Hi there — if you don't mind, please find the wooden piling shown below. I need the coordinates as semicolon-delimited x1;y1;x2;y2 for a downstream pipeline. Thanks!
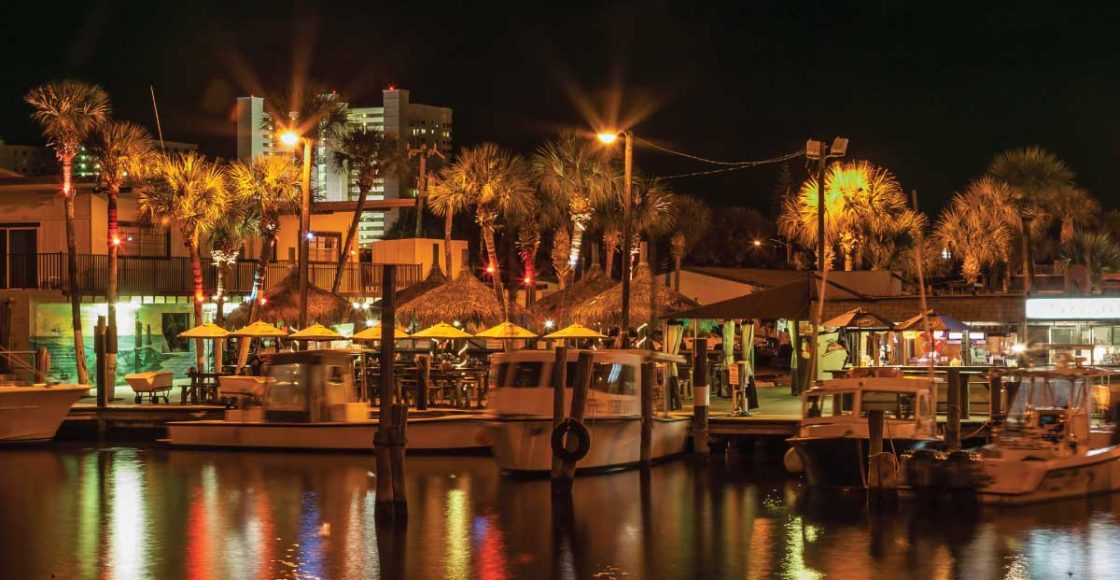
988;371;1003;424
95;316;107;408
559;352;594;485
946;368;962;451
375;265;403;523
867;410;896;488
134;318;143;372
550;346;568;480
692;338;709;455
640;360;654;466
389;402;409;518
416;354;430;411
34;347;48;385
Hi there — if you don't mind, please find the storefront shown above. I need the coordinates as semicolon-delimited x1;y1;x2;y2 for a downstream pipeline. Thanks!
1026;297;1120;365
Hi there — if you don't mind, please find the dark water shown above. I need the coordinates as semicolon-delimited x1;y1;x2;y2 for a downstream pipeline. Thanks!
2;445;1120;579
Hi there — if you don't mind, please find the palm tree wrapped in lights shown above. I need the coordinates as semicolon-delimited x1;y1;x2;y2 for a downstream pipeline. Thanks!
206;193;258;326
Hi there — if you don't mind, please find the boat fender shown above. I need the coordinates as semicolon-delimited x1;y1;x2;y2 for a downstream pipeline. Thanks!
551;419;591;462
783;448;804;474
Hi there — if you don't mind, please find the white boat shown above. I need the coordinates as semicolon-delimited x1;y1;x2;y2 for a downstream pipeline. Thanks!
902;365;1120;505
168;350;488;452
484;349;690;474
0;384;89;442
786;372;940;488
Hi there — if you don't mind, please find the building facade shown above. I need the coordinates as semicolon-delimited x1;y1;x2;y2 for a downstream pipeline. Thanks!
0;139;57;177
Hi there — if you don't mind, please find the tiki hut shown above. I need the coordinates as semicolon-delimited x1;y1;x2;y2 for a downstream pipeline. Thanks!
225;270;355;328
569;264;699;328
395;270;527;331
394;265;447;305
530;268;615;324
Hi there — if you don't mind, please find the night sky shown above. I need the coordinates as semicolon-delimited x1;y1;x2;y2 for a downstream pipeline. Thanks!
4;0;1119;213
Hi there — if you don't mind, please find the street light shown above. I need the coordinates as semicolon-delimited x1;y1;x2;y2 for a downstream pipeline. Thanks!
803;136;847;392
280;124;314;330
597;129;634;345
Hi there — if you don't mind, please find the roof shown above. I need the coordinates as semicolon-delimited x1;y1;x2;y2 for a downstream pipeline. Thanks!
820;294;1025;325
683;267;904;296
665;274;868;320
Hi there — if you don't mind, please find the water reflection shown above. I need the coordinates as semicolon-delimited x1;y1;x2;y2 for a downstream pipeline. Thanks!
1;445;1119;579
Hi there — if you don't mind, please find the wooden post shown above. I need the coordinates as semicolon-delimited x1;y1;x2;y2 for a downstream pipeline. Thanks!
559;352;594;485
550;346;568;480
34;347;49;384
959;372;971;420
416;354;430;411
1004;375;1021;418
946;367;962;451
692;338;709;455
640;360;654;466
134;318;142;372
389;402;408;518
989;371;1003;424
95;316;107;408
375;265;401;523
868;409;884;488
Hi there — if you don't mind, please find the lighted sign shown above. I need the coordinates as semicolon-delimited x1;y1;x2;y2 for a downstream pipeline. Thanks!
1025;298;1120;320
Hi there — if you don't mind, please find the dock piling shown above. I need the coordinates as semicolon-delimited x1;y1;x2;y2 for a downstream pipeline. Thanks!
640;360;654;466
557;352;594;489
692;338;709;455
416;355;430;411
550;346;568;481
946;368;962;451
374;265;406;524
988;371;1003;425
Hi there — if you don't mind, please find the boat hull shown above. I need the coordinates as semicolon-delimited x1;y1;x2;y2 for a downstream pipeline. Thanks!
789;436;935;489
972;447;1120;506
167;414;489;452
486;416;690;474
0;385;89;442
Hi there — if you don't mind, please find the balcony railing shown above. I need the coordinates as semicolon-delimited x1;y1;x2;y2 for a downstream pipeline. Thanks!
0;253;422;298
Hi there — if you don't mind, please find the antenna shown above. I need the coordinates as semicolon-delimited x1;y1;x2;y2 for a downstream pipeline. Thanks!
149;85;166;150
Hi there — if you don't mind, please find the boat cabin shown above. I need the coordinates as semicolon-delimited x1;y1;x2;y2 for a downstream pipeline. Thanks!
259;350;360;423
798;376;937;440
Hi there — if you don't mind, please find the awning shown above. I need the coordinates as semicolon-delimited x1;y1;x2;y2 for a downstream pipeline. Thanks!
664;274;867;320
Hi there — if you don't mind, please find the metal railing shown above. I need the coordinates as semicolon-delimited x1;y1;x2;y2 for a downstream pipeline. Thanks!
0;253;422;298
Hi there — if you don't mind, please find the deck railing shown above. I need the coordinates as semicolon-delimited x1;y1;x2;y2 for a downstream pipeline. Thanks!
0;253;422;298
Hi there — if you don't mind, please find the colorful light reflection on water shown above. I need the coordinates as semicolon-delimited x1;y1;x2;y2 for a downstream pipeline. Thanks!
2;445;1120;579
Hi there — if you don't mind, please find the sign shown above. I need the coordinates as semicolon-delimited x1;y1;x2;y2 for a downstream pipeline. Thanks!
1026;298;1120;321
729;363;740;386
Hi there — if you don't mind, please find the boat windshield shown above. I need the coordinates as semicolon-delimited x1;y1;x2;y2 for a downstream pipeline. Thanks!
860;390;917;420
805;392;854;418
591;363;636;395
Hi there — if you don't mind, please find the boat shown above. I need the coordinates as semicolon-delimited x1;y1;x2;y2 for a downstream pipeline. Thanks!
785;370;940;488
484;349;691;474
168;349;488;452
901;364;1120;505
0;384;89;442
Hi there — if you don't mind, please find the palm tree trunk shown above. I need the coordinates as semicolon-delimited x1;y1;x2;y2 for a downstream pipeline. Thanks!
215;267;226;326
674;254;683;292
106;186;119;390
187;234;205;371
248;232;274;323
568;215;589;272
1021;215;1034;293
444;211;454;277
483;226;508;318
333;187;368;294
604;233;619;279
63;157;89;385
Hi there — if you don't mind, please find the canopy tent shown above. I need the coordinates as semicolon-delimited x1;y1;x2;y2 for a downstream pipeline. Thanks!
822;307;895;330
544;323;609;340
225;270;355;328
288;323;343;341
897;310;971;332
664;273;867;321
475;321;538;339
351;324;411;341
411;322;474;339
395;270;526;331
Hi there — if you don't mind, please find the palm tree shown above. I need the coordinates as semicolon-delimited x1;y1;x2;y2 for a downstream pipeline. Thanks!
628;175;675;269
1043;185;1099;245
25;80;112;385
227;155;301;322
443;144;536;316
934;177;1018;288
1061;231;1120;290
667;194;711;291
264;85;349;197
140;152;228;370
329;127;408;293
205;193;258;326
531;135;615;282
987;147;1075;290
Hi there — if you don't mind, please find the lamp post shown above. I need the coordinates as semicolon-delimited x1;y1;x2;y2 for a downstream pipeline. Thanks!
597;130;633;345
803;137;848;390
280;127;314;329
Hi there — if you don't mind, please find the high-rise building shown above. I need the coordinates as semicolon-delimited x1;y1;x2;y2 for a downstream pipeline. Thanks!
73;140;197;179
0;139;57;177
234;88;452;244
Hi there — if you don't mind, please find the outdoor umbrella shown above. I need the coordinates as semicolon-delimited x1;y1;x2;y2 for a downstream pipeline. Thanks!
231;321;289;372
475;321;538;339
822;307;895;330
179;323;231;372
897;310;970;332
543;323;609;340
288;323;343;341
411;322;474;339
351;324;411;341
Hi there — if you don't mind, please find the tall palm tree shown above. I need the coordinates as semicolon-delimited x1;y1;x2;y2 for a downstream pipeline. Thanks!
444;144;536;316
227;155;301;322
628;175;675;271
667;194;711;291
1061;230;1120;290
329;128;408;293
531;135;615;281
264;85;349;197
1044;185;1099;245
25;80;111;385
934;177;1018;288
205;193;258;326
987;147;1074;291
89;120;155;386
427;168;471;278
140;152;228;370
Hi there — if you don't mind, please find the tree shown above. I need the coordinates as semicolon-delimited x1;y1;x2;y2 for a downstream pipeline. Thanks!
25;80;112;385
329;127;408;293
442;144;536;316
140;153;228;370
428;167;472;277
531;135;615;284
1043;185;1099;245
934;177;1018;288
628;175;675;270
206;193;258;326
227;155;301;322
690;207;775;268
1061;231;1120;290
264;85;349;199
667;194;711;291
89;120;156;385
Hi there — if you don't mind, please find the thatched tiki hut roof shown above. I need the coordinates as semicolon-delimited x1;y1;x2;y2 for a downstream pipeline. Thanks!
225;269;355;328
394;265;447;305
530;268;615;324
395;270;526;331
569;264;699;328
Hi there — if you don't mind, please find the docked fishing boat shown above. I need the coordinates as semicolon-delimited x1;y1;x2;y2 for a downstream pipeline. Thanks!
786;371;939;488
901;365;1120;505
484;349;690;474
168;350;488;452
0;384;89;442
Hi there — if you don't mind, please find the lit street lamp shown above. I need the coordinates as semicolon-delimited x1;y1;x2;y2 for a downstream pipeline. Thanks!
597;130;634;345
280;126;314;330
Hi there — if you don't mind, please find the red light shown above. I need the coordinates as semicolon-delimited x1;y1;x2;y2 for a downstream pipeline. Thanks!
485;264;496;274
523;276;533;285
195;292;205;303
259;297;268;306
111;237;121;246
387;83;397;91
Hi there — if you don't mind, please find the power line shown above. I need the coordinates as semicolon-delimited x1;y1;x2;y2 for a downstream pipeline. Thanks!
658;151;805;180
635;136;800;167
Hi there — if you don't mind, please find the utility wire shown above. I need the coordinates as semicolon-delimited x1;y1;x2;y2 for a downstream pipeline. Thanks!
658;151;805;180
636;136;800;167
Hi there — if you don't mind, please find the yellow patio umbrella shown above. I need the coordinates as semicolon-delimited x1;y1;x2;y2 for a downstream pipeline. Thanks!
411;322;474;339
543;323;608;340
178;323;231;373
231;321;289;338
288;323;343;341
475;321;538;339
351;324;411;341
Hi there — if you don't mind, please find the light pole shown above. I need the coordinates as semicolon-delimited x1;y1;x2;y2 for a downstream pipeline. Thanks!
803;137;847;390
597;130;633;345
280;127;314;329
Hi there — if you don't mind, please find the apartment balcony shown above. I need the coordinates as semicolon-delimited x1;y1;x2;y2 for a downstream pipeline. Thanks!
0;253;422;298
